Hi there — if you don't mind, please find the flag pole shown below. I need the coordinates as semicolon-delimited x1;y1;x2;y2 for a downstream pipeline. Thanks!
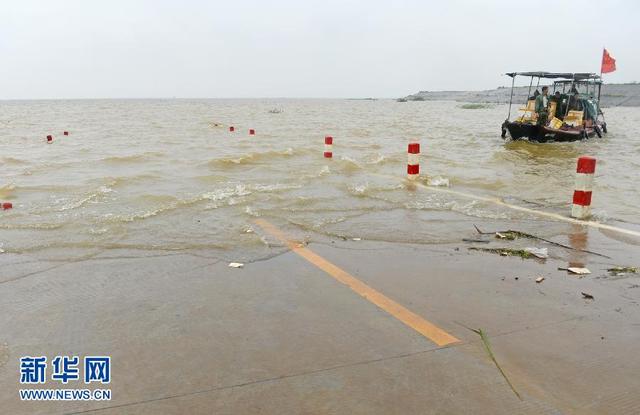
598;47;604;119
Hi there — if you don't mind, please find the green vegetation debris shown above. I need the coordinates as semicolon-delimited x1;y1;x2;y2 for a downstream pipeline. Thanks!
454;322;522;400
473;225;610;259
495;231;519;240
607;266;638;275
473;328;522;400
468;247;534;259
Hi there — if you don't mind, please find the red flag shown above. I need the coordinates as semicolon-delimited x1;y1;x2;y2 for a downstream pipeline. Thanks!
601;48;616;74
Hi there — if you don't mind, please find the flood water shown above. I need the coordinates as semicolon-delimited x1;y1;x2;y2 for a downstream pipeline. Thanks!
1;99;639;261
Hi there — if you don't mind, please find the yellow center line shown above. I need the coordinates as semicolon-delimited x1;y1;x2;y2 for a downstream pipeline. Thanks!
254;218;460;347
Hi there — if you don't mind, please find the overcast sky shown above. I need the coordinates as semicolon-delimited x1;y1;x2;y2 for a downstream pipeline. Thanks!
1;0;638;99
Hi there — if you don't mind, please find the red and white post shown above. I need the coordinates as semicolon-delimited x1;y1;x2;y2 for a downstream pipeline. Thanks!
407;141;420;179
324;136;333;158
571;156;596;219
249;129;255;135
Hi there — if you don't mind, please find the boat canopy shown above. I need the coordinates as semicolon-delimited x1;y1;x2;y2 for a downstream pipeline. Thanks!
505;72;600;80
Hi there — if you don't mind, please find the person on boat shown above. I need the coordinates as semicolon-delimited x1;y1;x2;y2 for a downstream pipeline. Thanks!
568;89;583;112
535;86;550;125
551;91;561;112
530;89;540;100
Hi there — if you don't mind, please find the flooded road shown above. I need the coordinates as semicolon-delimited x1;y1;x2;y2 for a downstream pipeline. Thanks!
2;99;640;415
1;99;639;261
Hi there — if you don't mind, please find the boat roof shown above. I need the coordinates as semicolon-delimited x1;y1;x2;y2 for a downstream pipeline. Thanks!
505;71;600;80
553;79;602;85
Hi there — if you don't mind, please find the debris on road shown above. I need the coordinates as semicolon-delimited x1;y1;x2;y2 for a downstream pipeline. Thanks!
524;247;548;259
495;232;517;240
228;262;244;268
453;321;521;400
567;267;591;275
607;266;638;276
471;327;522;400
352;237;361;241
581;292;595;300
535;276;545;283
468;247;539;259
473;225;610;258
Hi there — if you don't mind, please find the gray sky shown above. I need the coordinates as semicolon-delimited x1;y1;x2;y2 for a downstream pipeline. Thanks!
1;0;638;99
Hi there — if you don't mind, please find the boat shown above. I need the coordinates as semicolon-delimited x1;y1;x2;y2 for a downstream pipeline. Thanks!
500;72;608;142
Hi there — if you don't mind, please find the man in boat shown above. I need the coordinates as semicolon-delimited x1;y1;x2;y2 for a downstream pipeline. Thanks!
535;86;550;125
568;89;583;112
529;89;540;100
551;91;564;120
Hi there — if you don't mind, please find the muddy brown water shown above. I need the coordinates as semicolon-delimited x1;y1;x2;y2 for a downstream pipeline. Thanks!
1;99;638;261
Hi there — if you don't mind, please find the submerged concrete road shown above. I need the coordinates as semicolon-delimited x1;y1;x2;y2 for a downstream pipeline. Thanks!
1;218;639;414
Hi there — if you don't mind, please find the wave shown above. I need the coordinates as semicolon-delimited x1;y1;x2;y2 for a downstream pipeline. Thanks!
345;181;404;197
426;176;450;187
405;198;513;220
101;152;165;163
365;154;386;165
0;183;16;198
57;185;113;211
99;182;299;224
105;174;162;188
336;156;363;172
348;182;369;196
0;222;65;230
207;148;297;167
318;165;330;176
6;241;230;254
1;157;28;165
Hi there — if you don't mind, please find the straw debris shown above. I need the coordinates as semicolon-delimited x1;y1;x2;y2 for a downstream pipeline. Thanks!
607;266;638;276
473;225;610;258
468;247;535;259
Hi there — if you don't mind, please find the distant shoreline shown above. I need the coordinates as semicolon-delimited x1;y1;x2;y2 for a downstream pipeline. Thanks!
401;83;640;108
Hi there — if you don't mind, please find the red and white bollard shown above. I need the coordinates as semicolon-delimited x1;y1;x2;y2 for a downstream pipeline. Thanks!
229;126;235;132
407;141;420;179
324;136;333;158
249;129;255;135
571;156;596;219
46;135;53;143
2;202;12;210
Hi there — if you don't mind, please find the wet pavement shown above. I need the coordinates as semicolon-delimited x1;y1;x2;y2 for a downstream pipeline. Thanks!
1;218;639;414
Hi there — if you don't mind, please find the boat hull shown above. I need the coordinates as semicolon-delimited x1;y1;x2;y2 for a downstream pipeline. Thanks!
505;121;600;142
